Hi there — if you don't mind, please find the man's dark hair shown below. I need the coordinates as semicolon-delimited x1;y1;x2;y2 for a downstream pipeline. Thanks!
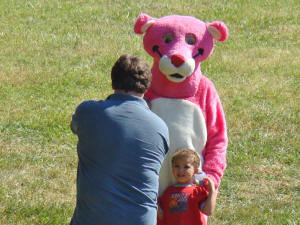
111;54;152;93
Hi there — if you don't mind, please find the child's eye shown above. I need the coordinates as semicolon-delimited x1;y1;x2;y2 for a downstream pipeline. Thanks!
163;33;174;44
185;34;196;45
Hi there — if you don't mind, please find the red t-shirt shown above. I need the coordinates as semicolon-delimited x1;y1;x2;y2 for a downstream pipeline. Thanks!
158;184;209;225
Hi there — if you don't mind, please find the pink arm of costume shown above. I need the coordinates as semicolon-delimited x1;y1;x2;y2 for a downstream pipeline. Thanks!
144;88;159;102
200;78;228;189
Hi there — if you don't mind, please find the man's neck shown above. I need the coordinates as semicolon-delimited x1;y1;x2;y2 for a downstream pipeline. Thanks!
114;90;144;98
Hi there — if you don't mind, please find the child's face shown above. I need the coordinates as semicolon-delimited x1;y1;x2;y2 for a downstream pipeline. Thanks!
172;156;197;184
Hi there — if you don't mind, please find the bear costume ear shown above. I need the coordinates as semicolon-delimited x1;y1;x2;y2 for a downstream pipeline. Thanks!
207;21;228;42
134;13;156;34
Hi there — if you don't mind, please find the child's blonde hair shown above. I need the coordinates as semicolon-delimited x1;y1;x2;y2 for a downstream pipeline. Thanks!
171;148;201;170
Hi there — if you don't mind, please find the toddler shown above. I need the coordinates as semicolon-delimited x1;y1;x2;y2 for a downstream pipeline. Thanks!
157;148;216;225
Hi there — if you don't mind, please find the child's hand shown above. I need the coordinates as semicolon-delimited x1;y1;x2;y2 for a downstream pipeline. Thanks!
203;177;215;195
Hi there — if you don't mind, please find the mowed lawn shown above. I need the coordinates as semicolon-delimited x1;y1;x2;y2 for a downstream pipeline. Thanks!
0;0;299;224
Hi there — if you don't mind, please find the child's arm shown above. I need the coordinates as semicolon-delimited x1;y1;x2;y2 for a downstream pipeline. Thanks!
200;177;217;216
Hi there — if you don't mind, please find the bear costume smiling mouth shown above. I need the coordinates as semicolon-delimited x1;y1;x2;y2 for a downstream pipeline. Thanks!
152;45;202;82
159;55;195;82
170;73;184;79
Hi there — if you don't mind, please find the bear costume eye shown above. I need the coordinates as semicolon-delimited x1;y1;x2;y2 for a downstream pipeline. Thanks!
163;33;174;43
185;34;196;45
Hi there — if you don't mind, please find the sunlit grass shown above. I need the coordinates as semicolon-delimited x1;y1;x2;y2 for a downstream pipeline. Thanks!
0;0;299;224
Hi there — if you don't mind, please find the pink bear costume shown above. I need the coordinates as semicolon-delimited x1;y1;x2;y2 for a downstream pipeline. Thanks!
134;14;228;195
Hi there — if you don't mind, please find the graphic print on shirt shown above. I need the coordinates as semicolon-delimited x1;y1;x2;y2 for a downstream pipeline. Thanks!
169;192;190;213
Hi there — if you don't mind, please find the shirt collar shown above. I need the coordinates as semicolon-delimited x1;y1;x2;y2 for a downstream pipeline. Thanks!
107;93;148;108
173;183;195;187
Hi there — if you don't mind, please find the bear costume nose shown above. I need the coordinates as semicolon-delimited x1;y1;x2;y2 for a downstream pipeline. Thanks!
171;54;185;67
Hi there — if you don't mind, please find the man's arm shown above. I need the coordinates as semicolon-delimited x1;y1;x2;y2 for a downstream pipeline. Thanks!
70;113;79;134
70;101;95;135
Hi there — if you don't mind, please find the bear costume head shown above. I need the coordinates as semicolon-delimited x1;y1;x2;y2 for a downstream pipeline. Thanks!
134;13;228;98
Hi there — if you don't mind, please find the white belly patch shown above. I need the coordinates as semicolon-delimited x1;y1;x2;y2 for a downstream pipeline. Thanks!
150;98;207;195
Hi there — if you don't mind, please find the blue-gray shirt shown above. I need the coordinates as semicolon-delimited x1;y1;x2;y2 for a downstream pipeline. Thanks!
70;93;169;225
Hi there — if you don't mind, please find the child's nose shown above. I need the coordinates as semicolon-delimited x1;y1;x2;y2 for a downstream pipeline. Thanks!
179;168;185;172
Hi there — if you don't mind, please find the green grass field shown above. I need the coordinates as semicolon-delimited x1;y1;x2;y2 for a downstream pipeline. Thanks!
0;0;299;224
